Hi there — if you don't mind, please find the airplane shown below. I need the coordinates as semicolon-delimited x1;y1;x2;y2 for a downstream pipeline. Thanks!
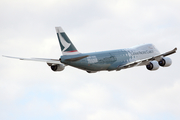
3;27;177;73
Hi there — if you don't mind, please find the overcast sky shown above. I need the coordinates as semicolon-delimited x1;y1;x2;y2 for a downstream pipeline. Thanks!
0;0;180;120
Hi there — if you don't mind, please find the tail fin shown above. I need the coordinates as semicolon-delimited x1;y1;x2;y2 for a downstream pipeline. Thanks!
55;27;80;55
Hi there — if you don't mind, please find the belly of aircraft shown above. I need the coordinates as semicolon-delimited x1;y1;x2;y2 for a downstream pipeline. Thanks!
69;62;111;71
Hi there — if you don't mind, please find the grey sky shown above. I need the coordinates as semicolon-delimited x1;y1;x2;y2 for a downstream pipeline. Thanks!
0;0;180;120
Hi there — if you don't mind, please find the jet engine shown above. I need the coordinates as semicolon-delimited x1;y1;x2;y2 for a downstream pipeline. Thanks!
146;61;159;71
51;64;65;71
158;57;172;67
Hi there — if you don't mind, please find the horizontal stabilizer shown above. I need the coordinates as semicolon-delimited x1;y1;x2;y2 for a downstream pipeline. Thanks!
65;55;89;62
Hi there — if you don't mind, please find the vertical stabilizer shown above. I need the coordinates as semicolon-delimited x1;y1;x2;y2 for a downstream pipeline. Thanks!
55;27;80;55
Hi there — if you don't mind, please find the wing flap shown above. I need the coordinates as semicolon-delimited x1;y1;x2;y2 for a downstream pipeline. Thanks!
116;60;142;70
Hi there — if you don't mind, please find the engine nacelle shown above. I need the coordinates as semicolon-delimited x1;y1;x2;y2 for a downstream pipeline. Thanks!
51;64;65;71
146;61;159;71
158;57;172;67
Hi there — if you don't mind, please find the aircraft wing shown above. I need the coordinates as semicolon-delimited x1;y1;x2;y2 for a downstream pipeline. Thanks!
116;47;177;70
2;55;61;65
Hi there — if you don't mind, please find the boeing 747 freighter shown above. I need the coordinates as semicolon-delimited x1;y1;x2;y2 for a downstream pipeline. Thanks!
3;27;177;73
